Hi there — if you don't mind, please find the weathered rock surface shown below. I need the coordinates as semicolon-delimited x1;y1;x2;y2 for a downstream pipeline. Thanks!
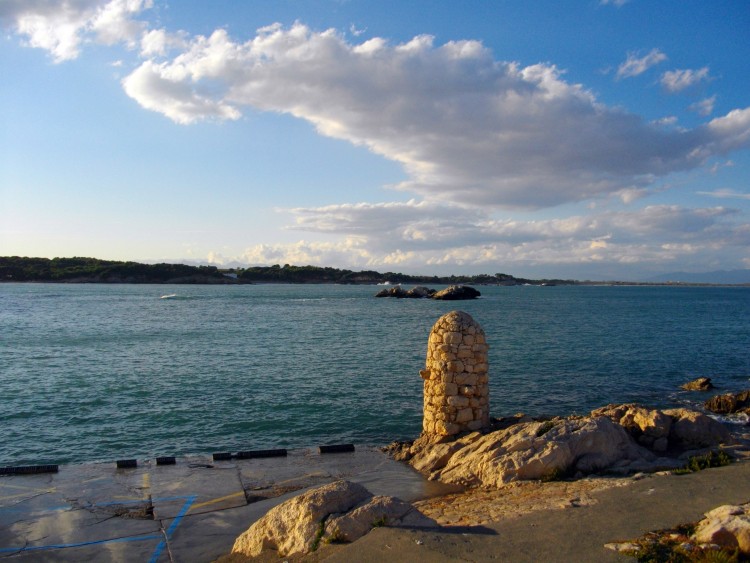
375;285;479;300
393;404;733;489
705;390;750;414
663;408;732;448
231;480;436;558
431;285;481;300
231;480;370;557
432;417;654;487
681;377;714;391
693;503;750;553
324;495;434;543
380;285;438;298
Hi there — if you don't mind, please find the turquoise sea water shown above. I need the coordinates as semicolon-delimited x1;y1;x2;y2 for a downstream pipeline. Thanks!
1;283;749;466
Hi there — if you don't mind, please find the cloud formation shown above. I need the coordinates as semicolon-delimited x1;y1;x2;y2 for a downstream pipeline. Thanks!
616;48;667;79
227;202;749;274
117;24;750;211
0;0;151;62
661;67;711;93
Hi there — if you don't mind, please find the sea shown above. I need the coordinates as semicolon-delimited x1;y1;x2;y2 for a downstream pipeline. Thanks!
1;283;749;467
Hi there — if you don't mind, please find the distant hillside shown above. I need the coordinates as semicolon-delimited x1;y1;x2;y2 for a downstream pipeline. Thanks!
0;257;574;286
645;269;750;285
0;257;234;284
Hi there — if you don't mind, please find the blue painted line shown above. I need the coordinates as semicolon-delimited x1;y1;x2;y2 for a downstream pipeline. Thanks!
0;494;199;558
0;533;162;553
149;495;197;563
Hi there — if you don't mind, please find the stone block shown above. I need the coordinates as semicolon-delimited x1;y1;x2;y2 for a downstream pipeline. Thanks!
456;408;474;423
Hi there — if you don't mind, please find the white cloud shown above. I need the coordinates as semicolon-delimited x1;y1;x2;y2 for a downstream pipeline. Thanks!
661;67;710;93
697;189;750;201
600;0;629;6
121;60;241;124
616;48;667;79
120;24;750;211
689;95;716;117
0;0;152;62
218;202;749;274
140;27;188;57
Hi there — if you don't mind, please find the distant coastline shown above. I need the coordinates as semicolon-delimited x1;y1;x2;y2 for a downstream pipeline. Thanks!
1;256;748;287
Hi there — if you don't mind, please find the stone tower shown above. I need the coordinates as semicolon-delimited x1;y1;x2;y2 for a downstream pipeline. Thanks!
420;311;490;436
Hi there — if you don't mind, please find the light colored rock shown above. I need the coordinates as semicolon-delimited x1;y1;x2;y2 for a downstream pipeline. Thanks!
663;408;732;448
324;496;435;543
231;480;370;557
693;503;750;553
681;377;714;391
592;404;731;451
432;417;653;488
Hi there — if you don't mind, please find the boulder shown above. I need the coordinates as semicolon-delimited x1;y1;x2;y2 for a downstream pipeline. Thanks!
592;404;731;451
592;404;671;449
681;377;714;391
408;286;437;298
705;390;750;414
431;417;653;487
431;285;481;300
374;286;409;298
324;496;435;543
663;408;732;448
692;503;750;554
231;480;370;557
374;286;437;298
399;405;734;488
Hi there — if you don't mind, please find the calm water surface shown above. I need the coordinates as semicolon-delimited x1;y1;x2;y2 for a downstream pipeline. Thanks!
1;283;749;465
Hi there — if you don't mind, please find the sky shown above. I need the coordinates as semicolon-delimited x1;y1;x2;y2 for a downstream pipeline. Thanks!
1;0;749;280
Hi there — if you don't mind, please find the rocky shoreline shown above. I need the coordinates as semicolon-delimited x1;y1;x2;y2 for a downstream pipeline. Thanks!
224;311;750;561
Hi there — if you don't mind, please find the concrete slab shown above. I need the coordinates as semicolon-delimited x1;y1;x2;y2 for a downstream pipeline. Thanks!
149;458;246;519
163;489;305;563
237;447;461;503
0;446;458;562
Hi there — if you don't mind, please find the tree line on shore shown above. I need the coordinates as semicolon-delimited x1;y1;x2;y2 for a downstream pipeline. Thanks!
0;256;574;285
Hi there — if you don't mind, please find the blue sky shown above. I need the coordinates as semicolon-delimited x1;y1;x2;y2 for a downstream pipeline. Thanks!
1;0;749;280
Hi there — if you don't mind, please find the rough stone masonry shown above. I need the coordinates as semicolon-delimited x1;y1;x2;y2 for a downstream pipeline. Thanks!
420;310;490;436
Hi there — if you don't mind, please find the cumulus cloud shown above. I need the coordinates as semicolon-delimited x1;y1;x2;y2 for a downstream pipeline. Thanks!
600;0;629;6
223;202;748;273
120;23;750;210
661;67;711;93
0;0;151;62
616;48;667;79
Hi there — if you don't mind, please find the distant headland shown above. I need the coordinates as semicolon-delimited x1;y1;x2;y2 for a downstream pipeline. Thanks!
1;256;748;286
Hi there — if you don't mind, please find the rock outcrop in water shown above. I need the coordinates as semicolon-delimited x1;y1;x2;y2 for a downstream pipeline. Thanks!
681;377;714;391
374;285;480;300
705;390;750;414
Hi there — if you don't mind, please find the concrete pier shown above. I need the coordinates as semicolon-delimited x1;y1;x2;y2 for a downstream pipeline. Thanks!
0;447;458;562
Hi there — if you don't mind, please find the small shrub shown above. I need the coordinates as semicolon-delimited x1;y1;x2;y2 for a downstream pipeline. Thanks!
675;451;732;475
311;520;326;552
536;420;555;437
371;516;388;528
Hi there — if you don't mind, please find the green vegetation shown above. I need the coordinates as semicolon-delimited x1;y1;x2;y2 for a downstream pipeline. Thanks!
673;451;732;475
311;520;327;552
0;256;228;284
0;256;576;286
621;524;740;562
536;420;556;437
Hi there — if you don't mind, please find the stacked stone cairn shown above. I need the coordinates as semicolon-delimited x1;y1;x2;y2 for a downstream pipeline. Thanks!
420;311;490;436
